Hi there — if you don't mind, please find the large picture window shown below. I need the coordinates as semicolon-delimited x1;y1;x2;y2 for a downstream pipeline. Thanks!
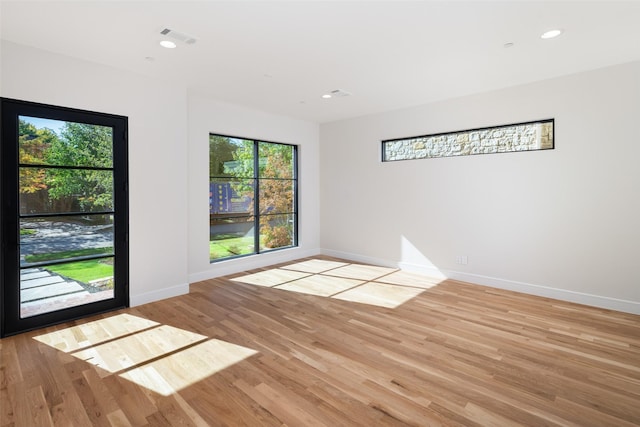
209;134;297;262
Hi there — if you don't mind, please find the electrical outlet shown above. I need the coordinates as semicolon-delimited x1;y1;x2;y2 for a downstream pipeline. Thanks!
455;255;468;265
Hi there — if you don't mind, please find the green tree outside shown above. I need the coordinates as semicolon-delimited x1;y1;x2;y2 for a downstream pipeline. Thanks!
19;118;114;213
19;118;115;284
45;122;114;212
19;120;56;194
209;135;295;253
257;142;295;249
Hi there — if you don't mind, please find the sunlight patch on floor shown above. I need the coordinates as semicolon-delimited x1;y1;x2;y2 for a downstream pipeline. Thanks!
72;325;207;375
323;264;397;281
232;261;443;309
333;282;427;308
33;314;258;396
120;339;258;396
33;313;159;352
275;274;364;297
232;268;311;287
279;259;349;274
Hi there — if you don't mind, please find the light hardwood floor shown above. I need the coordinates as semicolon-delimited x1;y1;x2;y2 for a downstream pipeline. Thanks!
2;256;639;426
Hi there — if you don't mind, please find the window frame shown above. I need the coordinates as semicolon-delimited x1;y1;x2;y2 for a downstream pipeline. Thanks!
1;97;129;336
209;133;298;263
381;118;555;162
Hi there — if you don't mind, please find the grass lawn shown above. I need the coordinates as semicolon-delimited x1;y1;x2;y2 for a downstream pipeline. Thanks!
25;247;114;285
210;236;255;260
46;259;113;285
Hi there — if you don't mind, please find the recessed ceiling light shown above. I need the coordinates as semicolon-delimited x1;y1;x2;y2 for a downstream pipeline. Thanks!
541;29;563;39
159;40;177;49
323;89;352;99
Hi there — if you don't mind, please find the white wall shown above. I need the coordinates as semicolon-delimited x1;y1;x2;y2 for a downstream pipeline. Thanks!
1;41;322;313
4;40;637;316
320;61;640;314
187;94;321;282
1;41;190;306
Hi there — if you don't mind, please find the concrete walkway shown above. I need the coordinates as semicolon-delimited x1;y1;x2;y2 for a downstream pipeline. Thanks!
20;220;113;265
21;268;88;302
20;268;113;318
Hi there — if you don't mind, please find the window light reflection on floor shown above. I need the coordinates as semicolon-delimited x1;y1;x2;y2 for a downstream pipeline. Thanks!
33;313;160;352
121;339;257;396
72;324;208;375
232;260;442;309
33;313;258;396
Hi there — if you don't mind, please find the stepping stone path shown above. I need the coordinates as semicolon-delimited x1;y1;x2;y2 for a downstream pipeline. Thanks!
19;268;115;318
20;267;90;306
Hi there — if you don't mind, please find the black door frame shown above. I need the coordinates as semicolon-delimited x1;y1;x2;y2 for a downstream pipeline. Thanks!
1;98;129;337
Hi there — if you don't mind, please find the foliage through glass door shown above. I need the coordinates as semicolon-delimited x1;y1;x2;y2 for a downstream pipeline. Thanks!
1;98;129;336
18;116;116;317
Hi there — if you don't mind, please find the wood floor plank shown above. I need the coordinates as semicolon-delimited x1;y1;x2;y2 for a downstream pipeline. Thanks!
6;381;33;427
2;255;639;426
106;409;134;427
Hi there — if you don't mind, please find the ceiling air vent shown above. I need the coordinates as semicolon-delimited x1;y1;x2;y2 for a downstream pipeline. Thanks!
329;89;352;97
160;28;197;45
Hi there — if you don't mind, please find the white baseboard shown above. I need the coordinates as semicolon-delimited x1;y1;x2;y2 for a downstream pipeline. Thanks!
189;247;321;283
145;249;638;315
445;270;640;315
397;261;448;280
130;282;189;307
321;249;640;315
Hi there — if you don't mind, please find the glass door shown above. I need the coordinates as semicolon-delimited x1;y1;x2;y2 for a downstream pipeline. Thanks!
1;98;129;336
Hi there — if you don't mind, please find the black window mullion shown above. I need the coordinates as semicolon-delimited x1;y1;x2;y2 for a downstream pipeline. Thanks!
21;253;114;269
19;164;113;172
293;145;298;246
253;140;260;254
20;211;115;219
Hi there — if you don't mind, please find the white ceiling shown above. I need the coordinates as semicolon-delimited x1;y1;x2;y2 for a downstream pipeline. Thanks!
2;1;640;124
